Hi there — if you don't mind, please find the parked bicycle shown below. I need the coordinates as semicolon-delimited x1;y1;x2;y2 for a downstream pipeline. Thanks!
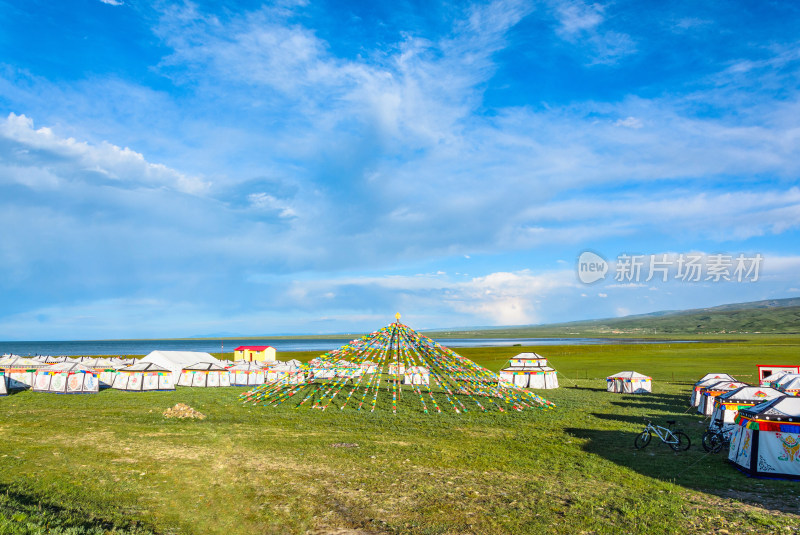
634;419;691;451
701;418;732;453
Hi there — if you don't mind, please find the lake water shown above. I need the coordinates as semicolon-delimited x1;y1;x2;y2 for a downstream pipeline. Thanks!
0;336;694;357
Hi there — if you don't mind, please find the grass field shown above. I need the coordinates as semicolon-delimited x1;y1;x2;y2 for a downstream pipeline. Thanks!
1;336;799;534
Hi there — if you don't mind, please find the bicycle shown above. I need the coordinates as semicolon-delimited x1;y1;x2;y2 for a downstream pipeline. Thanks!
701;418;732;453
634;419;691;451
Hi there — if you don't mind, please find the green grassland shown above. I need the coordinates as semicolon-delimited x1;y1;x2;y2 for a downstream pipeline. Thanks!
1;336;800;534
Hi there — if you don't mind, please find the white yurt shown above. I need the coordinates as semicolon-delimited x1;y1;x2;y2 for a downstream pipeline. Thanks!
499;353;559;389
728;396;800;479
690;373;737;406
266;360;306;384
760;371;789;387
335;360;363;379
140;351;222;379
81;358;122;387
229;362;266;386
308;359;337;380
112;362;175;391
772;374;800;391
709;386;784;428
33;362;99;394
0;356;50;389
388;362;406;375
360;361;379;374
606;371;652;394
0;370;6;396
403;366;430;386
177;362;231;387
698;381;750;416
777;376;800;396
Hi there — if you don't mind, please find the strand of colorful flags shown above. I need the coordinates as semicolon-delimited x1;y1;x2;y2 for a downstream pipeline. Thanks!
240;316;555;413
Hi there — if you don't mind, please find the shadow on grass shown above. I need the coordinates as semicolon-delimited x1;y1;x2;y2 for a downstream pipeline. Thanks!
0;483;155;534
564;426;800;515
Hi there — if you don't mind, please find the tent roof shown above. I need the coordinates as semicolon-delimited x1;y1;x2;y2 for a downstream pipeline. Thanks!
695;373;736;385
701;381;748;392
779;377;800;391
773;373;800;387
183;362;228;371
140;351;221;376
0;356;49;368
740;396;800;422
46;362;94;373
717;386;783;402
501;366;555;372
228;362;266;372
511;352;546;360
607;371;651;380
761;371;790;382
123;362;171;372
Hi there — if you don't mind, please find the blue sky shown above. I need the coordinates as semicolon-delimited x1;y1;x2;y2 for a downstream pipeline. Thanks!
1;0;799;339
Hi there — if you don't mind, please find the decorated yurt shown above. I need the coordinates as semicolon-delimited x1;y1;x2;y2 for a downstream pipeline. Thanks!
760;371;790;387
229;362;266;387
308;358;336;380
728;396;800;479
112;362;174;391
710;386;784;427
177;362;231;387
508;353;549;367
335;360;363;379
690;373;737;406
698;381;750;416
0;356;50;389
33;362;99;394
777;376;800;396
403;366;430;386
140;351;221;379
360;361;378;374
0;370;7;396
772;374;800;391
499;353;559;389
606;371;651;394
265;361;306;385
81;358;121;387
388;362;406;375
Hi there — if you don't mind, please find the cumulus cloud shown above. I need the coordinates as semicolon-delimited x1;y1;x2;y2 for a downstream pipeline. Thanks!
0;113;209;195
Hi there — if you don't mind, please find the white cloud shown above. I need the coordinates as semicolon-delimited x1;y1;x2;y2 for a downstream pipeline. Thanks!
99;0;123;5
0;113;209;195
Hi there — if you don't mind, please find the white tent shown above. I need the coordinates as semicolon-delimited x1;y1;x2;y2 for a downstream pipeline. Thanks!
499;354;559;389
508;353;549;367
709;386;784;428
33;362;99;394
690;373;737;406
760;371;789;387
698;381;750;416
0;356;50;389
0;370;6;396
140;351;222;379
360;361;379;374
177;362;231;387
729;396;800;479
772;373;800;391
81;358;122;387
777;376;800;396
112;362;174;391
388;362;406;375
229;362;266;386
404;366;430;386
265;361;306;384
606;371;651;394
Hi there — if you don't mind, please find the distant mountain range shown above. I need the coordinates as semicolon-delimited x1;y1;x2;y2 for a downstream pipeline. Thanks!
428;297;800;337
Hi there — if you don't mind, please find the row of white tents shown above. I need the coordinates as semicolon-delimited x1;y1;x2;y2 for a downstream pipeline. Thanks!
0;351;310;394
689;371;800;480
